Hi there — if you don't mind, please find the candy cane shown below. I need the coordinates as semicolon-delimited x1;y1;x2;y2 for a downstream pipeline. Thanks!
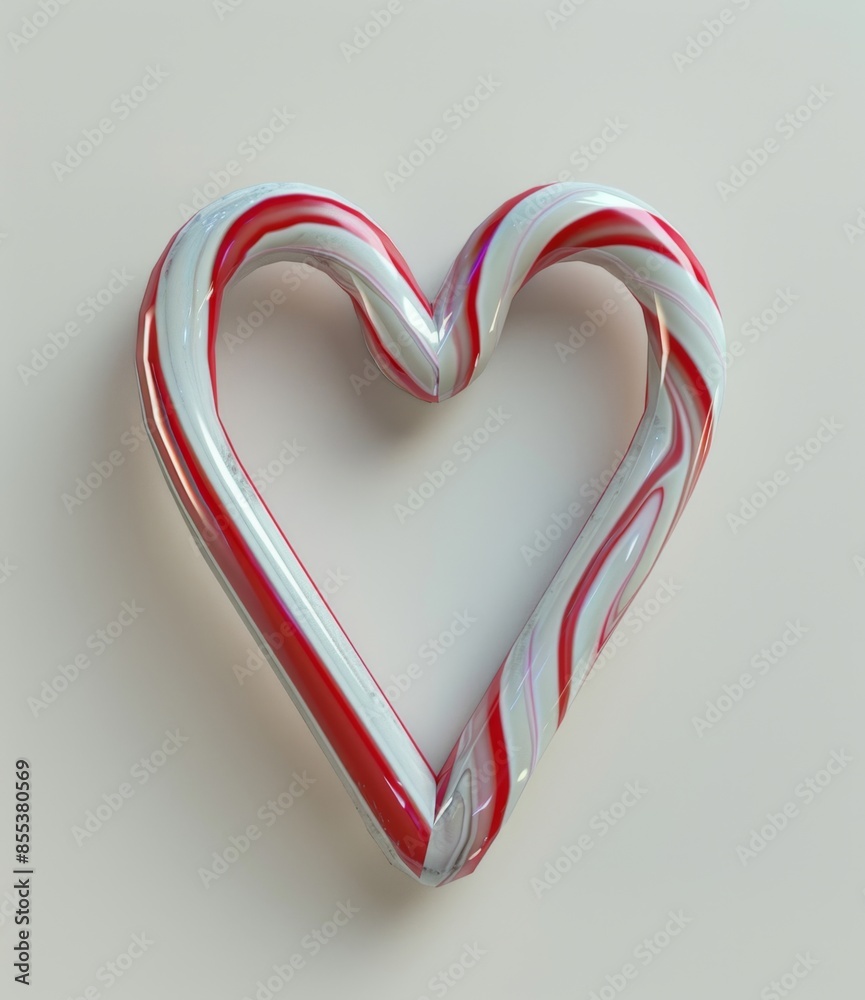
136;182;724;885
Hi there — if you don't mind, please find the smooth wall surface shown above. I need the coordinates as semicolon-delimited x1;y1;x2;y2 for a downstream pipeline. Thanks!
1;1;864;996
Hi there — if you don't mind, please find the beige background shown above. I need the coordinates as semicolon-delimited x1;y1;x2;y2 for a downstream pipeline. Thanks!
2;0;864;996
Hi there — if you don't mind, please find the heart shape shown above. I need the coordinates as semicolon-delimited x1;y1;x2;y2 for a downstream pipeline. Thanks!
136;182;725;886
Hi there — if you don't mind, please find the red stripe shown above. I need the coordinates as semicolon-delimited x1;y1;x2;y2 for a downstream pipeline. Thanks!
205;194;433;402
138;259;432;875
554;307;716;724
534;207;717;306
644;307;716;497
484;689;511;841
555;487;666;725
452;185;551;396
435;683;513;883
353;305;436;402
648;214;719;310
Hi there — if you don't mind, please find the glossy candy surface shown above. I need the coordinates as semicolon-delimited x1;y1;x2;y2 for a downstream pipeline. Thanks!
136;182;725;885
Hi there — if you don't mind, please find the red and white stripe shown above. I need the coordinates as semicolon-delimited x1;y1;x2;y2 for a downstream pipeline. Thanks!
136;182;725;885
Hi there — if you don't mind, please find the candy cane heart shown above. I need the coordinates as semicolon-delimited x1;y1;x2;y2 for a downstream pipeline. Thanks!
136;182;725;886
